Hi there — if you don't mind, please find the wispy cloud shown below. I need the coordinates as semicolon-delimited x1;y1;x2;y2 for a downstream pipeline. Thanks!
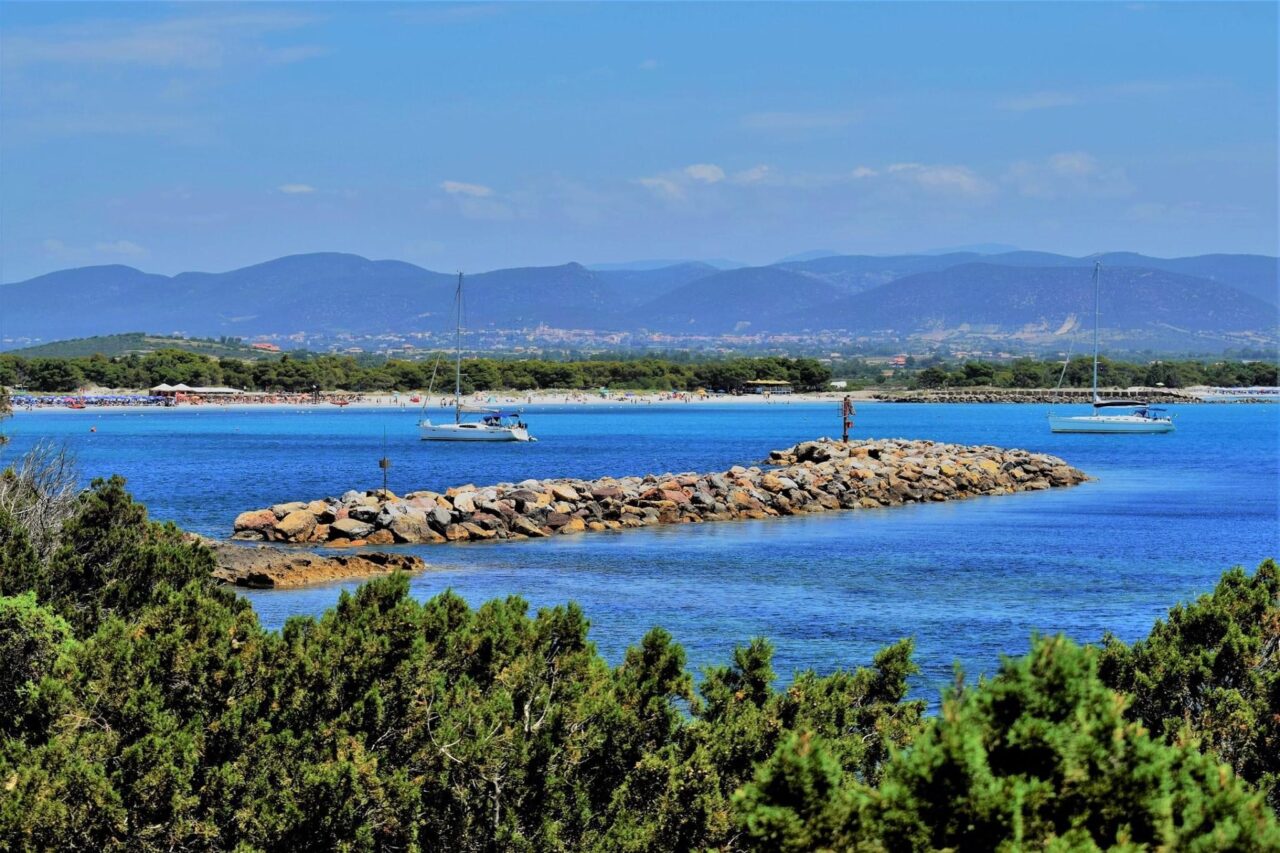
683;163;725;184
94;239;149;257
389;4;505;26
2;12;323;71
1004;151;1133;199
997;79;1192;111
441;180;494;198
740;110;860;132
638;58;659;72
635;176;685;200
42;237;149;263
278;183;316;194
886;163;993;197
731;164;772;185
850;166;878;179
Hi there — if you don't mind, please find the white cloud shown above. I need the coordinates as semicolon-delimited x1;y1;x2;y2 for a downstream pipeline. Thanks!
850;166;878;179
2;12;323;70
1005;152;1132;199
441;180;494;197
41;237;149;262
731;164;772;184
887;163;992;196
740;110;860;131
638;58;659;71
278;183;316;194
683;163;725;184
94;239;149;257
997;80;1191;111
635;176;685;200
997;91;1083;111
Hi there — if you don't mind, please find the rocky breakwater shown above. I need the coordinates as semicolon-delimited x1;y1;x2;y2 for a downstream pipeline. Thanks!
874;388;1192;404
232;438;1088;547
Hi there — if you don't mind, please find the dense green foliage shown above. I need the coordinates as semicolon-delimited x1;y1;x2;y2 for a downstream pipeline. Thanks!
0;350;832;394
737;635;1277;850
1100;560;1280;814
911;355;1278;390
0;473;1275;850
8;333;269;360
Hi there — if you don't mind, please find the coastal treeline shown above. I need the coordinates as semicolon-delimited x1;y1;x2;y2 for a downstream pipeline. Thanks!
0;351;832;394
909;355;1278;390
0;464;1276;848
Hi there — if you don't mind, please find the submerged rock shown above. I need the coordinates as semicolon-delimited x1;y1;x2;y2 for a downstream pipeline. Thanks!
203;537;425;588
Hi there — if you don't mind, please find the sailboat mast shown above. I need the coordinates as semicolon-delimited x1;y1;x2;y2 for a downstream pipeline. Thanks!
454;272;463;425
1091;261;1101;404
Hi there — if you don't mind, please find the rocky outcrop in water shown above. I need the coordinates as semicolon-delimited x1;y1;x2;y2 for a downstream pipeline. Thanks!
202;537;425;588
232;438;1088;546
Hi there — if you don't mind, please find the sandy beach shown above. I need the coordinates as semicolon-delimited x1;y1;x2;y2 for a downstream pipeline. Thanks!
8;388;884;413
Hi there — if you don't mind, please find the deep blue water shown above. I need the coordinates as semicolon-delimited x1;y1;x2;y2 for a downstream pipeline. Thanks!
5;401;1277;698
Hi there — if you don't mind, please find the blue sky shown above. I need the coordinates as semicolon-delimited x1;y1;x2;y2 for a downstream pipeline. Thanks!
1;2;1275;280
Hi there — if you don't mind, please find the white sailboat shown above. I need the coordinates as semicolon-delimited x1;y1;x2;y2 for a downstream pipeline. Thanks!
419;273;535;442
1048;261;1174;434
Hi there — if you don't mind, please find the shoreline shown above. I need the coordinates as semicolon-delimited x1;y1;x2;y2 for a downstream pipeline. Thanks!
7;389;881;413
10;385;1270;413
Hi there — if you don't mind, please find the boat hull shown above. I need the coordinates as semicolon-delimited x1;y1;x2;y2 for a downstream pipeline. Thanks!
1048;415;1174;434
419;422;532;442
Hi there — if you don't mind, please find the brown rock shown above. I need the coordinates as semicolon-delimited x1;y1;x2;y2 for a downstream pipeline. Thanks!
461;522;495;540
558;517;586;534
274;510;317;542
512;516;548;538
234;509;277;533
330;517;374;540
549;483;581;502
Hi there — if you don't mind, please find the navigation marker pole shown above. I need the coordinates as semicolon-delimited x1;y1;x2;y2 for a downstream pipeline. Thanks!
841;395;855;443
379;427;391;498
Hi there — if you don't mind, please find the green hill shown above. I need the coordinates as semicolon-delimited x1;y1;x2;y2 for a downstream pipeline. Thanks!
9;333;280;360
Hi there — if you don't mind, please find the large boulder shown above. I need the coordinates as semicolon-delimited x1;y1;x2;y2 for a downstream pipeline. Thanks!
234;509;277;533
330;517;374;540
389;513;439;544
271;501;307;519
549;483;580;502
274;510;317;542
512;516;548;538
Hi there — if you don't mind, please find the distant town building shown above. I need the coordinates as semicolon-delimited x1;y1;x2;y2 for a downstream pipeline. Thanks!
250;342;281;352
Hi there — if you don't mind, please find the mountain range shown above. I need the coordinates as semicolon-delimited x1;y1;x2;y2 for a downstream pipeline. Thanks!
2;250;1276;351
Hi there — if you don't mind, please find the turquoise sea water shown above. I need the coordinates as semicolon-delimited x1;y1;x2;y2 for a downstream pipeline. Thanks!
5;402;1278;697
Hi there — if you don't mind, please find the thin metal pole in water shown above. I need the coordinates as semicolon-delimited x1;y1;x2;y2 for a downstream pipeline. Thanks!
1091;261;1101;404
379;427;391;497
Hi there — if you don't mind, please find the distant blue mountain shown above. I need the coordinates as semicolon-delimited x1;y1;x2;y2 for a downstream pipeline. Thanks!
771;249;843;264
2;250;1275;349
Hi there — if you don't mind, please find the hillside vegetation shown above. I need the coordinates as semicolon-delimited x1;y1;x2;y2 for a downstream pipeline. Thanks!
8;333;278;360
0;461;1275;850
